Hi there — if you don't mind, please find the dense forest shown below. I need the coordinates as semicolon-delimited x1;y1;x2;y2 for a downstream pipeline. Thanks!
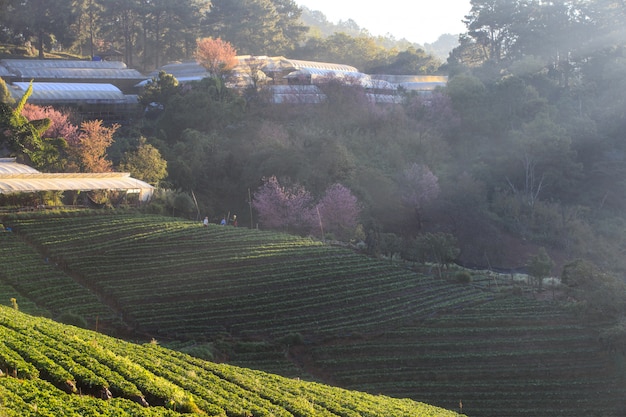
0;0;444;73
1;0;626;284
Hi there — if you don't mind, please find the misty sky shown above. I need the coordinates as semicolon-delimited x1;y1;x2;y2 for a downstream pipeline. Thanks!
294;0;471;44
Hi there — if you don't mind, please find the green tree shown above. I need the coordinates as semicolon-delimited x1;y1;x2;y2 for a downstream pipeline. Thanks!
99;0;142;66
295;32;390;70
367;46;441;75
205;0;278;55
138;70;180;109
502;114;580;208
526;247;554;290
561;259;626;319
142;0;208;68
157;77;245;141
119;137;167;186
10;0;79;58
463;0;522;63
417;232;460;277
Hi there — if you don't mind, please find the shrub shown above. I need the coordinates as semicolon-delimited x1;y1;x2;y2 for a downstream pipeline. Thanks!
56;312;88;328
455;271;472;284
279;333;304;347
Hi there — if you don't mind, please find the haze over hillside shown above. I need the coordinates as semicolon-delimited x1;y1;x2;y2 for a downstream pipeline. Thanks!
298;6;460;61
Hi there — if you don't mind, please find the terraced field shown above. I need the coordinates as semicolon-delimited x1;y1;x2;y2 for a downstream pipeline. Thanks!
5;212;491;340
308;297;621;416
1;211;625;417
0;305;460;416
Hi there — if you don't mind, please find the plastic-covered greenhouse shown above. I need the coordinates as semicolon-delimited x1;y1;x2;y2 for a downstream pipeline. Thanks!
0;59;144;92
8;82;139;123
0;159;153;202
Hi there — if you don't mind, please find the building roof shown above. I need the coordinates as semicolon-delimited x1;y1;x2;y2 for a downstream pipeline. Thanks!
9;82;134;104
0;59;145;93
370;75;448;91
0;159;153;201
263;84;326;104
1;59;129;69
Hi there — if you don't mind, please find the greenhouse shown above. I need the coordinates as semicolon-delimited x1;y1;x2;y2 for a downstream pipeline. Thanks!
8;82;139;123
0;159;154;202
0;59;145;92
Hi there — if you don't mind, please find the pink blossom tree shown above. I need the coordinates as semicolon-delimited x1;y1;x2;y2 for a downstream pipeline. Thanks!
22;104;79;146
315;183;360;240
400;163;440;232
252;176;315;233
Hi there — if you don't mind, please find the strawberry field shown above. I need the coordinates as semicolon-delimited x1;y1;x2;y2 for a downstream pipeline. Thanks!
1;211;625;417
0;305;459;416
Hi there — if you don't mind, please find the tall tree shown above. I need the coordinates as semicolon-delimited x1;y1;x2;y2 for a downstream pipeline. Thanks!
399;163;440;232
315;183;360;240
195;37;238;79
463;0;522;63
72;120;118;173
119;137;167;186
100;0;142;66
11;0;78;58
252;176;315;233
204;0;304;55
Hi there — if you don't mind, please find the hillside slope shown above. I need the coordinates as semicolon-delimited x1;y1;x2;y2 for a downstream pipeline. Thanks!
0;305;462;417
1;211;624;417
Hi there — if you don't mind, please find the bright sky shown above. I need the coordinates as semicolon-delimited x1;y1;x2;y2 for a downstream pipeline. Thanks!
295;0;471;44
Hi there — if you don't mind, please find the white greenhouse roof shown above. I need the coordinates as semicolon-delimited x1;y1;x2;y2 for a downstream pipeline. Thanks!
0;159;153;201
8;67;145;80
1;59;128;69
263;85;325;104
10;82;130;103
0;158;39;174
276;58;358;73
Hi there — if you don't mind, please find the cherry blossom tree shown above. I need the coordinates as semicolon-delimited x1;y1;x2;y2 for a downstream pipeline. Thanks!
72;120;118;173
22;104;80;146
315;183;360;240
252;176;315;233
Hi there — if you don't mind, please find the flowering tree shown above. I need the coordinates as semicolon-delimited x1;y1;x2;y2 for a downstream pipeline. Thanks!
400;163;440;231
72;120;118;173
252;176;315;232
22;104;80;146
315;183;360;240
0;83;65;171
195;37;238;79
